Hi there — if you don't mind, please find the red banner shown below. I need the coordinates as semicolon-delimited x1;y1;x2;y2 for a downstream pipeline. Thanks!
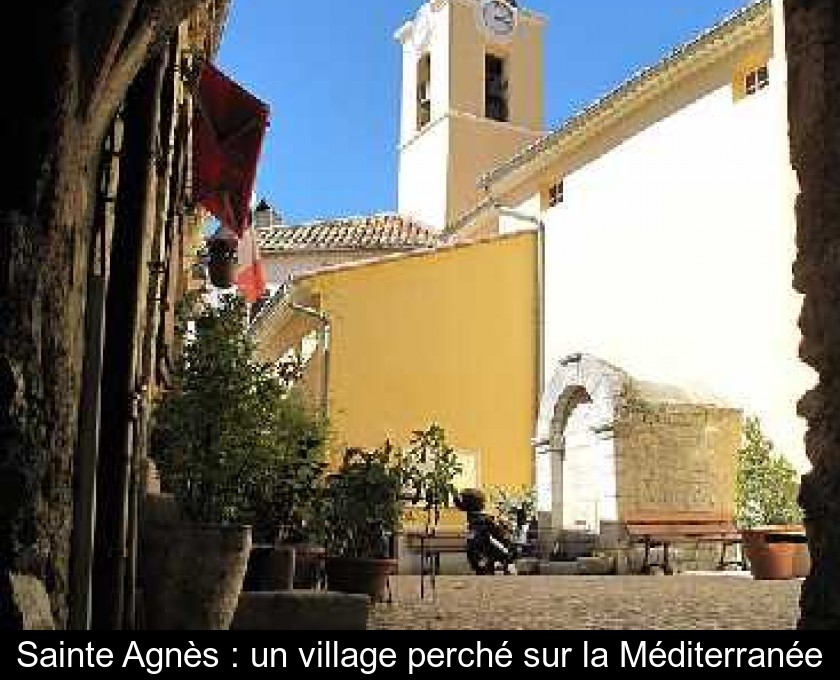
193;62;270;236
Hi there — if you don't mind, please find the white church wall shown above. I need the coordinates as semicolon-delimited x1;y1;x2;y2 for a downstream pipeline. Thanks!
529;40;813;470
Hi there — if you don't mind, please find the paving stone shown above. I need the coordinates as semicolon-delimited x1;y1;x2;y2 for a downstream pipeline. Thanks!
371;575;802;630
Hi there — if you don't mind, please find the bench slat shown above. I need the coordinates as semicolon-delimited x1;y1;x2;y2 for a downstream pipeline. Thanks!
404;532;467;554
624;511;733;524
626;524;737;536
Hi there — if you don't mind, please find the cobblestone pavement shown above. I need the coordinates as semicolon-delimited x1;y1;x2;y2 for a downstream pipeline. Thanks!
369;575;802;630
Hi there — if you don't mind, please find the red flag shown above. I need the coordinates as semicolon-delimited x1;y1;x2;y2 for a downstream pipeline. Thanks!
193;62;269;236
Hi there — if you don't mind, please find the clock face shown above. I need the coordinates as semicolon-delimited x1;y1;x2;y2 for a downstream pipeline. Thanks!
478;0;518;39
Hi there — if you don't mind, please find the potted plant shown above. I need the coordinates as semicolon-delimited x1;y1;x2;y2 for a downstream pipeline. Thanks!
736;418;807;580
206;235;237;289
144;294;301;628
399;425;463;531
320;444;404;601
243;393;328;592
491;485;538;530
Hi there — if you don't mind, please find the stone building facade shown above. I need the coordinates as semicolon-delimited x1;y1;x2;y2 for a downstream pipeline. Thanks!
1;0;231;629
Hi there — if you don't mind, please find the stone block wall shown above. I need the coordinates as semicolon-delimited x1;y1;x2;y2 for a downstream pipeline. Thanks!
613;401;742;520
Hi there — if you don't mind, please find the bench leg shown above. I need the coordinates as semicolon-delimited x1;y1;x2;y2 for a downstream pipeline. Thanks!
663;543;674;576
642;539;652;575
420;542;427;600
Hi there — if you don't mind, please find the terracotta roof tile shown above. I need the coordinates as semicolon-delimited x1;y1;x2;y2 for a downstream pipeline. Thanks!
258;213;439;253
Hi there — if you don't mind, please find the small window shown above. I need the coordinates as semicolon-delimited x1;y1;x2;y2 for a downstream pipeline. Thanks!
547;179;564;208
485;54;509;122
744;64;769;96
417;53;432;130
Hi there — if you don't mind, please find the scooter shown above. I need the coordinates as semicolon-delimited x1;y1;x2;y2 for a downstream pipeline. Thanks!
454;489;538;575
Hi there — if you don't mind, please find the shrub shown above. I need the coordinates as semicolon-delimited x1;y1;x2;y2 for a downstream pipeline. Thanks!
151;294;327;530
320;445;405;559
735;418;802;529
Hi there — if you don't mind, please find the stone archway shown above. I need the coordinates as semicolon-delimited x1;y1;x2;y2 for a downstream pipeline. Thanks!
534;355;626;555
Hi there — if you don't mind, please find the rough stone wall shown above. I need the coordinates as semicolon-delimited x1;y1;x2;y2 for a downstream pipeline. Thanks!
785;0;840;629
613;401;742;519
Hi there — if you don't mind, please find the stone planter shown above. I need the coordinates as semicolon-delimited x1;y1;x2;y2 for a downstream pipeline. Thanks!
233;592;369;631
243;545;296;593
293;544;326;589
325;557;397;602
140;521;251;630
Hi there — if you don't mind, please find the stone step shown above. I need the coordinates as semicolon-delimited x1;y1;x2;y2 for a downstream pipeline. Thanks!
528;554;615;576
232;591;370;631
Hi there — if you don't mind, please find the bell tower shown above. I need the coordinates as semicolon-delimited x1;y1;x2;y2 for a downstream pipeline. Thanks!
395;0;546;231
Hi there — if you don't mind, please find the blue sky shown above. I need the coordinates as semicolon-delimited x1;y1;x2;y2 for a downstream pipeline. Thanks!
218;0;751;224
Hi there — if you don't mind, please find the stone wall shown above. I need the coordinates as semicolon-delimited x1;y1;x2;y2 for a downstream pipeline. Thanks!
785;0;840;629
613;401;742;520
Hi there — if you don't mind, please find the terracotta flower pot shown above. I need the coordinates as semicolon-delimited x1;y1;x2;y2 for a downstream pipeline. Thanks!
793;542;812;578
140;522;252;630
742;526;806;581
325;557;397;602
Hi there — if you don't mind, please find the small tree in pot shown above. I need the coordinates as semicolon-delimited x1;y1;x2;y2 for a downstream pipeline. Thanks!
400;425;462;531
735;418;806;580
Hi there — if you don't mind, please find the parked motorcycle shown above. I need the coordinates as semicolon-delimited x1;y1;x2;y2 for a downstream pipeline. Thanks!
454;488;538;575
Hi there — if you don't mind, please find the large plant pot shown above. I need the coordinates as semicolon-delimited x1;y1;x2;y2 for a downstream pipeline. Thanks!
243;545;296;592
793;542;812;578
325;557;397;602
293;544;326;590
140;522;252;630
742;526;805;581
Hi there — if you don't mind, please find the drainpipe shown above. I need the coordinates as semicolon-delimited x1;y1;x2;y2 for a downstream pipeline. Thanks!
492;203;549;553
493;204;546;434
288;300;331;421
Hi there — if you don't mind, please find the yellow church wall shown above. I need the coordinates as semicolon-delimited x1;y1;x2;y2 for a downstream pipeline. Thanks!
275;231;539;527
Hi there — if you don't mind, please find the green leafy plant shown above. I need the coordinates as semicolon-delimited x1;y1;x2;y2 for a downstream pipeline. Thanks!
246;394;328;544
151;293;327;531
399;425;463;526
318;426;463;557
735;417;802;529
491;485;537;528
320;445;405;559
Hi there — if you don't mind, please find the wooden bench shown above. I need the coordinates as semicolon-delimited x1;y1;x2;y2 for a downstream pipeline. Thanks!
624;512;744;575
403;529;467;598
